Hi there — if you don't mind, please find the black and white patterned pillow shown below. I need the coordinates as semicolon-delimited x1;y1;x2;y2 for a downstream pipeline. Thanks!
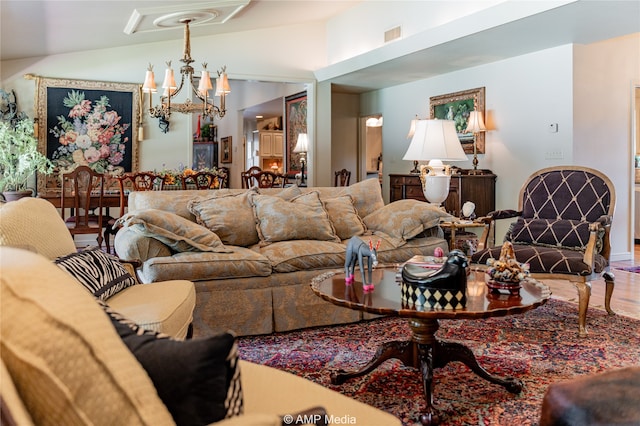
54;248;137;300
99;301;244;424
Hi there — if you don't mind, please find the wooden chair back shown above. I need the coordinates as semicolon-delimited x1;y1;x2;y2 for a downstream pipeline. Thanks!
182;171;219;190
241;166;262;188
334;169;351;186
60;165;106;248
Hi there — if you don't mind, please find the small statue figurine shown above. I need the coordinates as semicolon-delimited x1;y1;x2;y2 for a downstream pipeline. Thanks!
344;236;381;292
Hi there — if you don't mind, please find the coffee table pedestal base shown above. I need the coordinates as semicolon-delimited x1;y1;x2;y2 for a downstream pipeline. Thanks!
330;318;523;426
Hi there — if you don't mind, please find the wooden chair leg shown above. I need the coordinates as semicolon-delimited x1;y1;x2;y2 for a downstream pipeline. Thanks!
574;280;592;337
603;271;616;315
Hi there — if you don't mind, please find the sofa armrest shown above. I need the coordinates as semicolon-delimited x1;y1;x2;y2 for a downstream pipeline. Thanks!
114;227;172;263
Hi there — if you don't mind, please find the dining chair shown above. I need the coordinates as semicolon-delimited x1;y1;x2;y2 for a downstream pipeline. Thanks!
241;166;262;188
103;171;166;254
334;169;351;186
60;165;106;249
470;166;616;336
253;170;281;188
182;171;219;190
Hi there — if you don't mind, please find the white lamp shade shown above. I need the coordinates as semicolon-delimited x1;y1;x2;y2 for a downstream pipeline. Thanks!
142;70;157;93
402;119;467;162
464;111;486;133
198;70;213;96
162;67;177;89
215;73;231;96
293;133;308;153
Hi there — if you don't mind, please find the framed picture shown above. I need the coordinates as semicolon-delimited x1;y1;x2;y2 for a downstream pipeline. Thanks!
192;142;215;170
430;87;485;154
35;76;140;192
285;91;307;173
221;136;232;163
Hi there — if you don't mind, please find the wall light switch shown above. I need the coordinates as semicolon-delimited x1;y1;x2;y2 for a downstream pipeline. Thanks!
548;123;558;133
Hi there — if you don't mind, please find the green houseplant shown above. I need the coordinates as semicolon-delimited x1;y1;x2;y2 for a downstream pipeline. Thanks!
0;118;54;200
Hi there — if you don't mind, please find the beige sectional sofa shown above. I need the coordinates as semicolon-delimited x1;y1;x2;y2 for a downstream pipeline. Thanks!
114;178;451;337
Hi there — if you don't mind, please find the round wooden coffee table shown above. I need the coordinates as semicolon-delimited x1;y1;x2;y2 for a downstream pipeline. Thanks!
310;266;551;426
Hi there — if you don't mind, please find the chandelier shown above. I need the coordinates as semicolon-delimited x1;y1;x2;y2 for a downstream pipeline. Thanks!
142;18;230;132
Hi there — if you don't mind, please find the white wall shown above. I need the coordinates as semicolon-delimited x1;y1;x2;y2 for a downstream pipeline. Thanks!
573;33;640;259
360;38;636;260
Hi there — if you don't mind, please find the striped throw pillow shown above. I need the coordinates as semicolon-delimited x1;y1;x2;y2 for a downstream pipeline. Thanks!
54;248;137;300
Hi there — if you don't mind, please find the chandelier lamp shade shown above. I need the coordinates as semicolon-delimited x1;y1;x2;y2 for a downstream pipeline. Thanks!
464;110;487;174
402;119;467;205
293;133;309;185
141;18;230;131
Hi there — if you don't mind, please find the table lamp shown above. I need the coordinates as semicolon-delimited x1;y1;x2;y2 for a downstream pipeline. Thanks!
293;133;308;185
402;119;467;205
464;110;486;174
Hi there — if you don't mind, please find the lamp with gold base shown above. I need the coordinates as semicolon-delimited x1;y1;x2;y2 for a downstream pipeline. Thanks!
402;119;467;206
464;110;487;175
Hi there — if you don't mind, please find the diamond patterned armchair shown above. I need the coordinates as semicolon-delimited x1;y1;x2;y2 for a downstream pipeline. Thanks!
471;166;615;336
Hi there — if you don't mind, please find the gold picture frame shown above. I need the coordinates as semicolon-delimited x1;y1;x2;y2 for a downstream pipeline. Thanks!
34;76;140;192
430;87;485;154
221;136;232;163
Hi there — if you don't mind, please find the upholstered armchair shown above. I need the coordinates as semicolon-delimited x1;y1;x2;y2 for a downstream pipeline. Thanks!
471;166;616;336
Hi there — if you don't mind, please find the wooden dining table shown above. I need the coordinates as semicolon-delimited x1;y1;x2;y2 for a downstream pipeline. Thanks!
38;191;127;210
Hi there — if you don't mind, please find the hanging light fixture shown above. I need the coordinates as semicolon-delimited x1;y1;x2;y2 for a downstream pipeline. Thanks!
141;18;230;132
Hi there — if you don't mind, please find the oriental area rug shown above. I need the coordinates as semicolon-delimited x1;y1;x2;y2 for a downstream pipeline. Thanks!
237;299;640;426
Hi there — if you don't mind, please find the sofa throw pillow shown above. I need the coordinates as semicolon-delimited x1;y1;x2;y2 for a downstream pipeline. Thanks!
101;301;244;425
250;191;340;244
509;217;593;251
337;177;385;218
115;209;232;253
323;195;367;240
188;188;260;247
54;248;137;301
264;184;302;200
363;199;454;247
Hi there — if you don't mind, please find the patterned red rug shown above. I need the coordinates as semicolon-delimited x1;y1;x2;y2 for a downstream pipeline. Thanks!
238;299;640;426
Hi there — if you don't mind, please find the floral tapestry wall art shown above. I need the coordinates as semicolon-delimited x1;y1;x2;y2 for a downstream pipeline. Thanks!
35;76;140;192
49;90;130;174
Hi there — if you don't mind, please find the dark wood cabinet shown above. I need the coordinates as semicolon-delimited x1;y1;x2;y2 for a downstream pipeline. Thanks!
389;170;496;217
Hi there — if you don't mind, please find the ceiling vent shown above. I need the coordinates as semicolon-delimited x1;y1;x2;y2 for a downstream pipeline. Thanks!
384;26;402;43
124;0;250;35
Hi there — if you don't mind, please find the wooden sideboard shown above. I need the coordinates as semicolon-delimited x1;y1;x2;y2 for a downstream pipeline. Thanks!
389;170;497;217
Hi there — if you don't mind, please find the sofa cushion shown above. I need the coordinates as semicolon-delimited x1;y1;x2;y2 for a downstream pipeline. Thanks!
0;247;175;425
116;208;232;253
54;248;137;301
257;240;347;273
0;197;77;260
103;303;243;425
323;195;367;240
262;184;302;200
336;178;385;218
107;278;196;339
250;191;340;245
363;199;453;247
188;188;260;247
136;247;273;283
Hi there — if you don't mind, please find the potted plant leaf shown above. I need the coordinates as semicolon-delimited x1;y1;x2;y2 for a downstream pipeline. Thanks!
0;118;54;201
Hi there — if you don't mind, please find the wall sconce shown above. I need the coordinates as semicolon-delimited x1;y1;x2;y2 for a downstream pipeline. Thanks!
464;111;486;175
293;133;308;185
402;119;467;205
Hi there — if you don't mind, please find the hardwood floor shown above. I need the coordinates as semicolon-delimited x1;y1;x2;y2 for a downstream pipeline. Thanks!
545;245;640;319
